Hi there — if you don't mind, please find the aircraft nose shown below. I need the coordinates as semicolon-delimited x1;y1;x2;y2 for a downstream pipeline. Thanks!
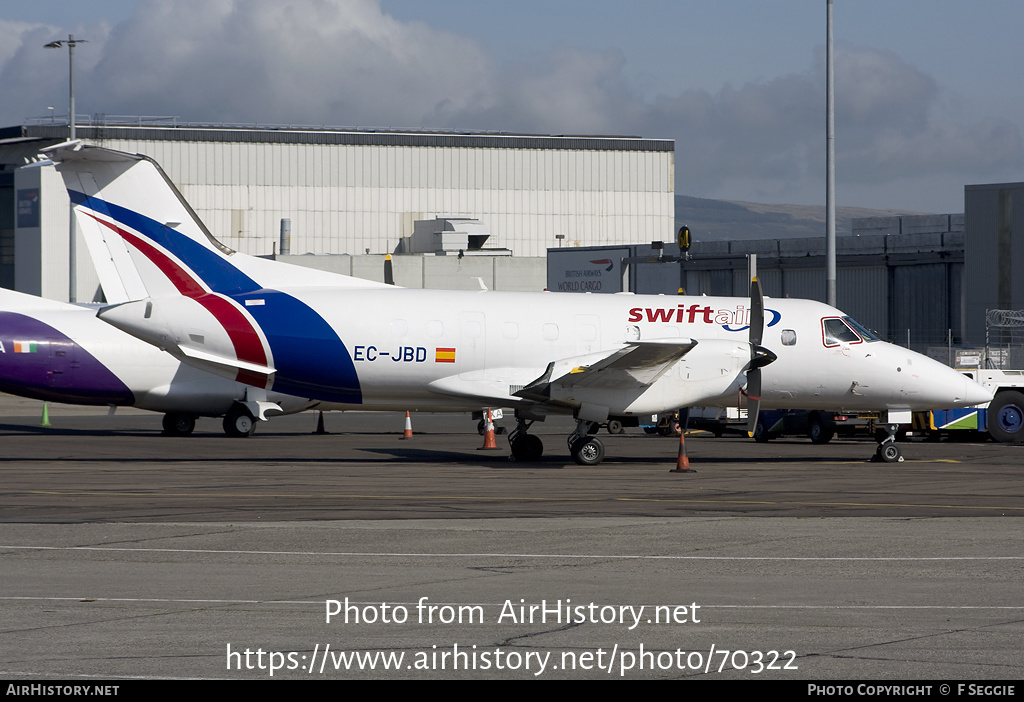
959;375;994;407
909;354;993;409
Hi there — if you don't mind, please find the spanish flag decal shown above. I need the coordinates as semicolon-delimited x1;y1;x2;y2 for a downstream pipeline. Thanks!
435;347;456;363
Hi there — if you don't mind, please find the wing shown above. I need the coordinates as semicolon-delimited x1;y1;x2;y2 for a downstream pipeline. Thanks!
426;336;749;416
513;338;698;401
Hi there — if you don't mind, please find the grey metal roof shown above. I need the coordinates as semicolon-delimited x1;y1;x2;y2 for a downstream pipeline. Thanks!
2;124;674;152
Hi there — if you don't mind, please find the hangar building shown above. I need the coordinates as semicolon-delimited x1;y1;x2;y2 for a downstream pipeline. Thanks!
964;182;1024;347
549;214;966;358
0;121;675;301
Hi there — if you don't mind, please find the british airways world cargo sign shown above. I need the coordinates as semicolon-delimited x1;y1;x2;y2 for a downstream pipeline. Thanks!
547;247;629;293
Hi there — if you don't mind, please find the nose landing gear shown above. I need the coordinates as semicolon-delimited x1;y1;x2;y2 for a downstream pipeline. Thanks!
871;422;904;463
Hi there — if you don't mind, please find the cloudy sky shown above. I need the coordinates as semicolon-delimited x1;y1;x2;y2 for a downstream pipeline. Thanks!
3;0;1022;213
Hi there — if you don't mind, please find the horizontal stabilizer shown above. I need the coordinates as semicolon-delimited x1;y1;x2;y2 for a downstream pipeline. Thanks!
176;343;277;378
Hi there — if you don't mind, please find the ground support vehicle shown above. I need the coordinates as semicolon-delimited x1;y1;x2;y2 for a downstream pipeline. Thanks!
919;369;1024;443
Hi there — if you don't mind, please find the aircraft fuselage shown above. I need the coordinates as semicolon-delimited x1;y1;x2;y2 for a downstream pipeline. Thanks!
98;283;988;418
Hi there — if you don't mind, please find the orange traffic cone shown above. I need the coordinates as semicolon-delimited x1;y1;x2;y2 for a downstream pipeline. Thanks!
670;421;696;473
478;408;499;450
401;411;414;439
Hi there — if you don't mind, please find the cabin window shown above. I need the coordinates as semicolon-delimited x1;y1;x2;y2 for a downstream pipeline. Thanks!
542;323;559;341
781;329;797;346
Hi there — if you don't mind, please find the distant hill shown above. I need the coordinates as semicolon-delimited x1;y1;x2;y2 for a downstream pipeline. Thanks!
676;195;924;241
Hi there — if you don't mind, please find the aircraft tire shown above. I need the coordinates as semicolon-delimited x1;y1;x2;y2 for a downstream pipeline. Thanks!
878;442;902;463
162;412;196;436
987;390;1024;443
606;419;624;435
511;434;544;462
223;406;256;438
570;437;605;466
752;419;771;443
808;414;835;444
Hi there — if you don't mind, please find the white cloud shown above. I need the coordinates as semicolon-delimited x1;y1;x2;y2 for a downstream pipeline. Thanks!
0;20;49;69
1;1;1019;211
88;0;495;126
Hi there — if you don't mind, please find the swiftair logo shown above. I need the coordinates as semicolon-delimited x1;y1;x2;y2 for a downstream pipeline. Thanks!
628;304;781;331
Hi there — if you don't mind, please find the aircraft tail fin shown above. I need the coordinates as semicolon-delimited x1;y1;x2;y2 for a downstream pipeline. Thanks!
42;141;259;301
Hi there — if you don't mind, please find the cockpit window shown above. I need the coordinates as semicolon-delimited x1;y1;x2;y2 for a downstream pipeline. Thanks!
843;316;881;342
822;317;862;347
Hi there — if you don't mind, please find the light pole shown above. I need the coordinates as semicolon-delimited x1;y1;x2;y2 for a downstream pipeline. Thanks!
44;34;87;302
44;34;87;139
825;0;836;308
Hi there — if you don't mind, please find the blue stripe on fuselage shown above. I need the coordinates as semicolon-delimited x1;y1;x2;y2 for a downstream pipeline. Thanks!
69;190;260;295
69;192;362;403
234;290;362;403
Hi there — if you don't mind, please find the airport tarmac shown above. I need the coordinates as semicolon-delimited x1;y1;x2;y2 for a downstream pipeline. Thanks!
1;397;1022;680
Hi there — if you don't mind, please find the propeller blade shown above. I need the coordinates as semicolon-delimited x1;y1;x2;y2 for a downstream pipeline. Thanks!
746;275;767;436
749;275;763;347
384;254;395;286
745;368;761;437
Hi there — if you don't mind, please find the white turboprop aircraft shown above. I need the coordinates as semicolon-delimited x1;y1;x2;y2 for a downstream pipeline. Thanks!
0;287;323;436
41;141;992;464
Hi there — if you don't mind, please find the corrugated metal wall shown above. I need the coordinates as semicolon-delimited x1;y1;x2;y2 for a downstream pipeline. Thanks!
838;266;889;336
94;137;675;259
649;232;963;352
965;182;1024;345
890;264;954;348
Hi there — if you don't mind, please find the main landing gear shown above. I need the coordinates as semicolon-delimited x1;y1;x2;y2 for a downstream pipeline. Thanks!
509;419;544;462
162;412;196;436
871;422;903;463
161;405;260;438
567;420;604;466
507;415;607;465
223;404;257;438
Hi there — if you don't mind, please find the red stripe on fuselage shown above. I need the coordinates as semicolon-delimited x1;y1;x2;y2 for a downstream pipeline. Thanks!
85;213;269;384
193;292;269;372
85;214;206;296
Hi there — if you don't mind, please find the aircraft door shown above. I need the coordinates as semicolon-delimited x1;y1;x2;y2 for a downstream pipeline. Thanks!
458;311;486;381
45;340;73;389
574;315;601;355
